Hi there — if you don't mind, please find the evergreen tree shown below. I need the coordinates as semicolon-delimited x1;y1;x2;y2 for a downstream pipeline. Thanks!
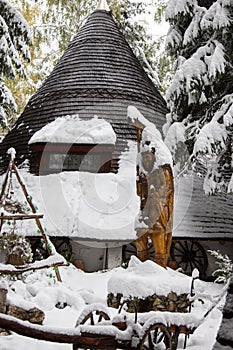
0;0;32;129
164;0;233;194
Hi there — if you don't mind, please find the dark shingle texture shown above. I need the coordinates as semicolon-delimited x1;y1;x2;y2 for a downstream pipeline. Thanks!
0;10;166;170
173;175;233;240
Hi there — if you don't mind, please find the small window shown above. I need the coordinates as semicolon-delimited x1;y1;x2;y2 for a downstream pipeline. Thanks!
29;143;115;174
49;153;102;172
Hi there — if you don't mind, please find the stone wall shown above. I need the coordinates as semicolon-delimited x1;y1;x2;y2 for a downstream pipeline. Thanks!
107;291;190;313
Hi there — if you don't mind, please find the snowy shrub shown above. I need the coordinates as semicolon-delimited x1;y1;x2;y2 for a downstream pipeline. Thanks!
0;230;33;265
208;249;232;283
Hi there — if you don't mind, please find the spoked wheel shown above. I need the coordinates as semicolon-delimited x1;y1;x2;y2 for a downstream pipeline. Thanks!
76;310;110;326
122;240;154;265
73;306;111;350
171;240;208;277
51;237;72;261
140;323;172;350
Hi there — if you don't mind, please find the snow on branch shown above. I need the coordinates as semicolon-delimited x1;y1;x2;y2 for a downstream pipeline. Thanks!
206;41;226;79
165;0;196;20
165;25;182;52
193;120;227;155
183;6;206;46
201;0;231;30
193;95;233;156
167;40;227;108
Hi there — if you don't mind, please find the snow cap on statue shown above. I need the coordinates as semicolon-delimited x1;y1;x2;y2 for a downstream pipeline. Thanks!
127;106;173;170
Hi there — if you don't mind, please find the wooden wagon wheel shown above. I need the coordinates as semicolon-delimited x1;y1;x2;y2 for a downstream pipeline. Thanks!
140;323;172;350
50;237;72;261
170;240;208;277
122;240;154;265
76;310;110;326
73;306;111;350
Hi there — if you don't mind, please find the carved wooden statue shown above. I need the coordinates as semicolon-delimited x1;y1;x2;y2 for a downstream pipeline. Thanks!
128;115;174;268
135;148;174;268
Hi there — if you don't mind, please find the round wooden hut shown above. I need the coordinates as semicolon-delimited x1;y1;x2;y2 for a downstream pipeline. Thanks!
0;0;232;275
0;1;166;174
0;1;167;271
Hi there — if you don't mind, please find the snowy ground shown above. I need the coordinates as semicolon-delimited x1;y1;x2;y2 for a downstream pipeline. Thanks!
0;258;225;350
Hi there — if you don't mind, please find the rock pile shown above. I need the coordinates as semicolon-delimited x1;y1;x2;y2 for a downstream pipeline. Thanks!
7;305;45;324
107;291;190;313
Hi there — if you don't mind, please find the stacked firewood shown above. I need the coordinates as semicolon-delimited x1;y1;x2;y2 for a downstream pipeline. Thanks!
107;291;190;313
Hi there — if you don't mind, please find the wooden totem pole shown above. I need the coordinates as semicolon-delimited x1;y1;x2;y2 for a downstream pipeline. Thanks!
130;118;174;268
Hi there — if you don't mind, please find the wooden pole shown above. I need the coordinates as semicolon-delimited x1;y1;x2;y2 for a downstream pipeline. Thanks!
0;152;62;282
0;162;12;233
11;162;62;282
0;314;118;347
0;262;66;275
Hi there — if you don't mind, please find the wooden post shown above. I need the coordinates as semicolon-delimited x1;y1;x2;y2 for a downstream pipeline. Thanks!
0;288;8;334
11;162;62;282
0;152;62;282
0;288;7;314
0;163;12;233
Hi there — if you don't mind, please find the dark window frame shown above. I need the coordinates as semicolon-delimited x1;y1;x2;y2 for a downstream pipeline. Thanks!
30;143;115;174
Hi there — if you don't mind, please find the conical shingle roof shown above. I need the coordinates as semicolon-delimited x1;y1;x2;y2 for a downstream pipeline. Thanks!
0;8;167;170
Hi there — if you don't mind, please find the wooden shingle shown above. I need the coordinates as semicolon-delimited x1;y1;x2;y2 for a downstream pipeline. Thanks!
0;9;167;171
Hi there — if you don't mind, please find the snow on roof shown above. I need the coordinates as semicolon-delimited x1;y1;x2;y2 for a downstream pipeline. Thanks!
2;107;232;242
29;115;116;145
4;107;174;242
0;140;139;242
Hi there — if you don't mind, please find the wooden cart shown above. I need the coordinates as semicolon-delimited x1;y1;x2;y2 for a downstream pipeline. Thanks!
0;300;215;350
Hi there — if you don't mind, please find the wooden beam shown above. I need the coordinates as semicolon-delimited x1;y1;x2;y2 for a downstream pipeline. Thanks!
0;313;118;347
0;262;67;275
0;214;44;220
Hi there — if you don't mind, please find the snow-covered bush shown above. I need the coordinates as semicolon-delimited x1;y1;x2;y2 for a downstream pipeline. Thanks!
208;249;232;283
0;230;33;265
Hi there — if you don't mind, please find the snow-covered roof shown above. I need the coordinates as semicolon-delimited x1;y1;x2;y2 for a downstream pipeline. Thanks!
1;141;139;242
2;113;233;242
29;115;116;145
0;8;166;172
0;113;176;242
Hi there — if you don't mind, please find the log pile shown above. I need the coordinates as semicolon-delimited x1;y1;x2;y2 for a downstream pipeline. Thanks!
107;291;190;313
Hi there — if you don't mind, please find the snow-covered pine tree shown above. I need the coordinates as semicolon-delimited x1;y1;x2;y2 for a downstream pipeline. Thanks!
164;0;233;194
0;0;32;129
